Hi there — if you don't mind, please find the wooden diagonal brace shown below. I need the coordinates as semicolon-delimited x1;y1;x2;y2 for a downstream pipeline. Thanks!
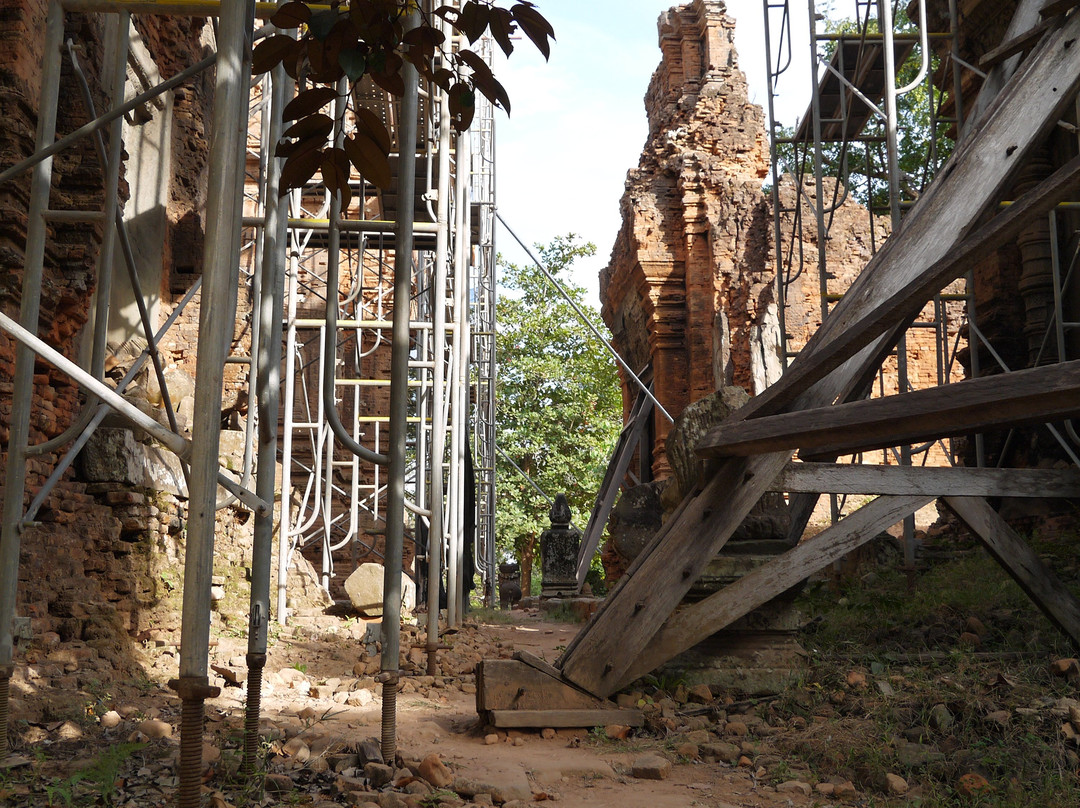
945;497;1080;650
615;494;934;691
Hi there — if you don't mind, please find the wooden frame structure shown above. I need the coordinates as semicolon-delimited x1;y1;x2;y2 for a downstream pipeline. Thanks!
479;1;1080;720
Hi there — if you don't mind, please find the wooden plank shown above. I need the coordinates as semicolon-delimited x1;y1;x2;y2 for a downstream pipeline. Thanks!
476;659;604;713
616;495;933;690
774;463;1080;498
488;709;644;729
559;453;791;695
575;389;653;588
1041;0;1080;19
700;359;1080;459
557;13;1080;698
979;18;1055;70
968;0;1046;135
945;497;1080;650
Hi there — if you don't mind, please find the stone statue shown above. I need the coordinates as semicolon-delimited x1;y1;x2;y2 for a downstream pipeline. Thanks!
540;494;580;598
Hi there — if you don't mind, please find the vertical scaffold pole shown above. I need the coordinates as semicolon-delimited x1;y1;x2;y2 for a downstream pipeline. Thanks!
172;2;253;805
426;39;453;674
244;60;288;774
0;0;64;759
380;8;420;763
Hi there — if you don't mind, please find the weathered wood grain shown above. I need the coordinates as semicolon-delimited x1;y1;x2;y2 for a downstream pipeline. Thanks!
775;463;1080;498
616;495;933;690
701;360;1080;459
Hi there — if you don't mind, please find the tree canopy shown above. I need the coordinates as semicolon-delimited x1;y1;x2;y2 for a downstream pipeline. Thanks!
253;1;554;202
494;236;621;594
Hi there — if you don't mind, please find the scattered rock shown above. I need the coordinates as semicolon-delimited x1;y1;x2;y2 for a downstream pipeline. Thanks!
929;703;955;731
484;733;499;745
137;719;172;739
630;753;671;780
418;753;454;788
1050;659;1080;678
364;762;395;788
776;780;812;796
540;727;556;740
885;773;909;795
846;670;867;689
957;772;991;797
264;773;295;794
725;721;748;737
99;710;123;729
604;724;631;740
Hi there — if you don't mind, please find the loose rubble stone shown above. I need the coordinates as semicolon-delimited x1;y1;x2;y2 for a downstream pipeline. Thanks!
418;753;454;788
138;719;172;739
605;724;631;740
364;761;395;788
631;753;672;780
846;670;867;689
777;781;812;796
100;710;123;728
885;773;909;795
930;703;955;731
264;773;295;794
483;733;499;745
957;772;991;797
1051;658;1080;678
540;727;556;739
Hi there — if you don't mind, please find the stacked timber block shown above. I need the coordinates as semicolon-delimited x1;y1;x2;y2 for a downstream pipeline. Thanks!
475;651;642;729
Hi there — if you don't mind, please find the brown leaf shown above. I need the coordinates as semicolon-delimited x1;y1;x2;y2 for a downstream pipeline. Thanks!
344;132;392;190
281;87;339;122
252;35;297;75
488;6;515;57
448;81;475;131
456;1;490;44
281;113;334;144
322;146;353;211
355;107;391;155
279;147;324;194
512;3;555;61
270;0;310;29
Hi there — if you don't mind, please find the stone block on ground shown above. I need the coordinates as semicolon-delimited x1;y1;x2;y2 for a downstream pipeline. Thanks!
344;563;416;617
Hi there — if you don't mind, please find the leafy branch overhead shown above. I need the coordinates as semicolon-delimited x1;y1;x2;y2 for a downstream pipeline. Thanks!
253;0;554;201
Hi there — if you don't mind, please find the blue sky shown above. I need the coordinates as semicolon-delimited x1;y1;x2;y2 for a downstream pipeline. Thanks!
493;0;822;307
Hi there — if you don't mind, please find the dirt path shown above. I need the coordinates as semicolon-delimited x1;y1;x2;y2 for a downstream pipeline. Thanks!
10;610;820;807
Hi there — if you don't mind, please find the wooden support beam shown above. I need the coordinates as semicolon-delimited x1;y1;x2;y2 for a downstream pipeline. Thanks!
557;10;1080;699
1041;0;1080;19
487;709;644;729
617;495;933;690
576;389;653;588
475;653;643;728
775;463;1080;498
945;497;1080;650
700;359;1080;459
979;18;1056;71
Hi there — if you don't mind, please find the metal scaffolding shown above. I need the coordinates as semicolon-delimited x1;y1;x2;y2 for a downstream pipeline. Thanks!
761;0;1080;552
0;0;495;795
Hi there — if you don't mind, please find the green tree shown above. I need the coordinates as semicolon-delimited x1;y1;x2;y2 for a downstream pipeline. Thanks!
495;235;622;595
